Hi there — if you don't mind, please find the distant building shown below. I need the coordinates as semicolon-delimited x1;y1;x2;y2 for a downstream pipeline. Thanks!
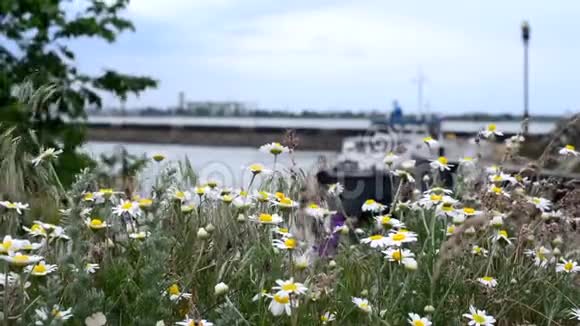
185;101;251;116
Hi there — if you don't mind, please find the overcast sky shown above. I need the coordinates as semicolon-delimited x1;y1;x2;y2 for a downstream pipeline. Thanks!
70;0;580;114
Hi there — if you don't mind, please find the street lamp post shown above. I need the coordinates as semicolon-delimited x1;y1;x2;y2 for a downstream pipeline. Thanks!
521;21;530;135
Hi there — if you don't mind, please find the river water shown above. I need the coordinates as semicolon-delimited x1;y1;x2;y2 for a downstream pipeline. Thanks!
84;141;335;188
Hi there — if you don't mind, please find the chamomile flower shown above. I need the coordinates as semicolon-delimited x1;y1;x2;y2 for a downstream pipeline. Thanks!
85;218;108;230
220;194;233;204
272;237;298;250
260;142;289;155
113;200;141;217
248;163;271;175
138;198;153;209
232;194;254;210
471;245;489;257
321;311;336;324
305;203;331;219
489;172;516;184
430;156;452;171
35;305;73;323
253;191;272;203
463;305;496;326
375;214;405;229
556;259;580;273
272;226;292;238
461;207;481;217
361;199;385;213
408;313;432;326
294;252;311;270
0;201;29;214
488;185;510;197
249;213;283;224
328;183;344;196
392;170;416;183
275;197;298;209
170;189;192;202
477;276;497;288
352;297;372;314
49;226;70;241
524;247;552;267
31;147;63;166
0;236;34;254
489;214;504;228
437;202;457;218
25;261;58;276
493;230;512;245
361;234;390;248
85;263;100;274
559;144;579;156
527;196;551;212
423;136;439;148
272;278;308;296
387;230;418;246
1;253;43;266
418;193;454;208
176;317;213;326
23;224;48;237
268;292;294;316
459;156;476;166
166;283;192;301
194;185;208;197
383;248;415;264
152;153;165;162
445;224;456;236
480;124;503;138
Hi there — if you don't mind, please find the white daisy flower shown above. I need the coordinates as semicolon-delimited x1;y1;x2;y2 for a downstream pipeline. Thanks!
129;231;151;240
488;185;510;198
31;147;63;166
463;305;496;326
374;214;405;229
0;253;43;266
383;248;415;265
272;226;292;238
445;224;456;236
304;203;332;219
170;188;192;202
556;259;580;273
320;311;336;324
488;173;516;184
527;196;551;212
524;247;552;268
471;245;489;257
247;163;271;175
260;142;289;155
386;230;418;247
23;223;48;237
232;195;254;210
294;252;312;270
85;263;100;274
166;283;192;302
194;185;209;197
493;230;512;245
361;234;390;248
113;200;141;217
268;292;295;316
35;305;73;323
570;308;580;321
477;276;497;288
489;214;504;228
84;312;107;326
408;312;432;326
249;213;283;224
361;199;386;213
272;237;298;250
274;197;299;209
559;144;579;156
49;226;70;241
352;297;372;314
272;278;308;296
423;136;439;148
392;170;416;183
25;261;58;276
480;124;503;138
0;201;29;214
430;156;452;171
85;218;108;230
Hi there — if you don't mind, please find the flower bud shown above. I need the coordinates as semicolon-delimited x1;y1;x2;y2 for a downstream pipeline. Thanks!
424;305;435;313
360;289;368;296
552;236;563;246
552;247;561;256
404;259;418;271
214;282;229;296
152;154;165;162
237;214;246;223
328;260;337;268
197;228;209;239
205;223;215;233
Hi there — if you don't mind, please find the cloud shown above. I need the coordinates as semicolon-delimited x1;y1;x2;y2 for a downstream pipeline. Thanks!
128;0;234;20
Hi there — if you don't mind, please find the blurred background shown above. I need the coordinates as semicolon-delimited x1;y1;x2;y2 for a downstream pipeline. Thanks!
1;0;579;190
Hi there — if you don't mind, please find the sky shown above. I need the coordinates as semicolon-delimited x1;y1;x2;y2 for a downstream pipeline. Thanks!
70;0;580;115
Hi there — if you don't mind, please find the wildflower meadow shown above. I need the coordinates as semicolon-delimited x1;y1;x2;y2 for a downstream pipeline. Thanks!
0;122;580;325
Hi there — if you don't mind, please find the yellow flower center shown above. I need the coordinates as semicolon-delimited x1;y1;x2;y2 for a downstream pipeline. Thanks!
280;198;292;206
532;197;541;204
152;154;165;162
391;250;402;261
437;156;448;165
442;203;454;212
488;124;497;131
207;181;218;188
430;194;442;202
423;136;433;142
364;199;376;205
413;321;425;326
100;188;113;196
222;195;233;203
121;201;133;210
274;293;289;304
473;314;486;323
258;191;269;201
473;246;481;253
259;214;273;223
565;144;575;150
270;143;283;155
491;186;502;194
309;203;319;209
168;284;180;296
380;216;391;225
359;302;369;310
463;207;475;214
564;262;573;271
281;283;298;292
492;175;502;182
250;164;263;173
2;239;12;250
52;309;62;318
284;238;297;249
13;254;30;264
391;233;406;241
83;193;94;200
278;227;289;234
447;225;455;234
463;156;473;161
195;188;205;195
499;230;508;238
139;198;153;207
90;219;103;227
239;190;248;197
33;264;47;274
482;276;494;282
369;235;384;241
175;191;185;199
31;224;46;234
